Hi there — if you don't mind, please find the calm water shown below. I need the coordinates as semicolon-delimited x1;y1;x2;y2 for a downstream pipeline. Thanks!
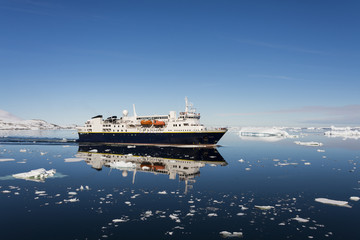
0;129;359;239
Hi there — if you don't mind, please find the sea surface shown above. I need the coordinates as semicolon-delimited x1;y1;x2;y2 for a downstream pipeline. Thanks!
0;129;359;240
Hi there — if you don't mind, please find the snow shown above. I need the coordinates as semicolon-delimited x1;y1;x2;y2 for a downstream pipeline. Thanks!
315;198;351;207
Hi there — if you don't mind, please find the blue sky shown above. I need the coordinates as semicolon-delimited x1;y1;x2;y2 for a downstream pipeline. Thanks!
1;0;359;127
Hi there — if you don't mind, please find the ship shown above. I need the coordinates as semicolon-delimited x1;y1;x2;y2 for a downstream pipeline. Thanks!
77;97;227;146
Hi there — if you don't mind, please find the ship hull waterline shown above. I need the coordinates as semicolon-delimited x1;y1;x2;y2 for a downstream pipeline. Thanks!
78;131;227;147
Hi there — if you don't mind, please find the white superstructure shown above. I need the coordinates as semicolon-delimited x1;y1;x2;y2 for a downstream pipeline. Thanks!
77;97;212;134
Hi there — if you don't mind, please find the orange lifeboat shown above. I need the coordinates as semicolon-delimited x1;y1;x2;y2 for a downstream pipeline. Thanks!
141;120;152;126
153;120;165;126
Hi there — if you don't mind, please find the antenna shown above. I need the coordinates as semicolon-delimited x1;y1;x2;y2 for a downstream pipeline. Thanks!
185;96;188;113
133;104;137;117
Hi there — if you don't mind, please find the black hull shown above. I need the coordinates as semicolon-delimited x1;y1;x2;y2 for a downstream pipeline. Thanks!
78;131;226;145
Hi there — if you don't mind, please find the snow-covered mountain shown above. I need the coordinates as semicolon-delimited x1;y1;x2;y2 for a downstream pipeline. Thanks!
0;109;72;130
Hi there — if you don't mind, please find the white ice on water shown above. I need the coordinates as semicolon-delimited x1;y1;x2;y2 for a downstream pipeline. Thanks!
315;198;351;208
294;141;323;147
255;205;274;210
12;168;56;181
219;231;243;238
349;196;360;201
0;158;15;162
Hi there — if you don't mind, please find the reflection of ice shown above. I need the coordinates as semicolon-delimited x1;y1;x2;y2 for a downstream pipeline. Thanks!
12;168;56;182
238;127;297;142
324;126;360;140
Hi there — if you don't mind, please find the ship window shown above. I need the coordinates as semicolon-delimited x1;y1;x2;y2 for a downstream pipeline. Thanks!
184;123;189;126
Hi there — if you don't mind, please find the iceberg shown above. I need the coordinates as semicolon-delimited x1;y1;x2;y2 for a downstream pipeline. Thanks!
238;127;297;142
12;168;56;182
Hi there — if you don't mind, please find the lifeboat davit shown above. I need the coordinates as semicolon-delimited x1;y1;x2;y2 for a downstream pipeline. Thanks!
141;120;152;126
153;120;165;126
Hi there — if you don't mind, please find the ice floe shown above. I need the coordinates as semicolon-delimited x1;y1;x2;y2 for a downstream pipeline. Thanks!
349;196;360;201
158;191;167;195
292;216;310;223
12;168;56;182
0;158;15;162
315;198;351;208
294;141;323;147
255;205;274;210
219;231;243;238
238;127;297;142
325;126;360;140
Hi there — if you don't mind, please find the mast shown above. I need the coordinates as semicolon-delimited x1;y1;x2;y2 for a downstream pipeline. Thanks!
185;97;189;113
133;104;137;117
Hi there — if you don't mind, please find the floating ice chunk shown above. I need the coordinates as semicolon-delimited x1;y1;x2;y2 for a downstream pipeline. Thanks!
292;216;310;223
238;159;245;163
349;196;360;201
64;158;84;162
255;205;274;210
304;162;311;165
315;198;351;208
169;214;179;221
219;231;243;238
0;158;15;162
112;218;129;223
35;190;46;195
158;191;167;195
68;192;77;195
89;149;98;153
236;212;245;216
208;213;218;217
294;141;323;147
245;168;251;171
19;149;27;152
2;190;11;193
40;152;47;155
317;149;325;152
12;168;56;182
85;185;90;190
64;198;79;203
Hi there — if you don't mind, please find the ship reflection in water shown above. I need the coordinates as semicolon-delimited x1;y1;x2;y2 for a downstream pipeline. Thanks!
77;145;227;193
